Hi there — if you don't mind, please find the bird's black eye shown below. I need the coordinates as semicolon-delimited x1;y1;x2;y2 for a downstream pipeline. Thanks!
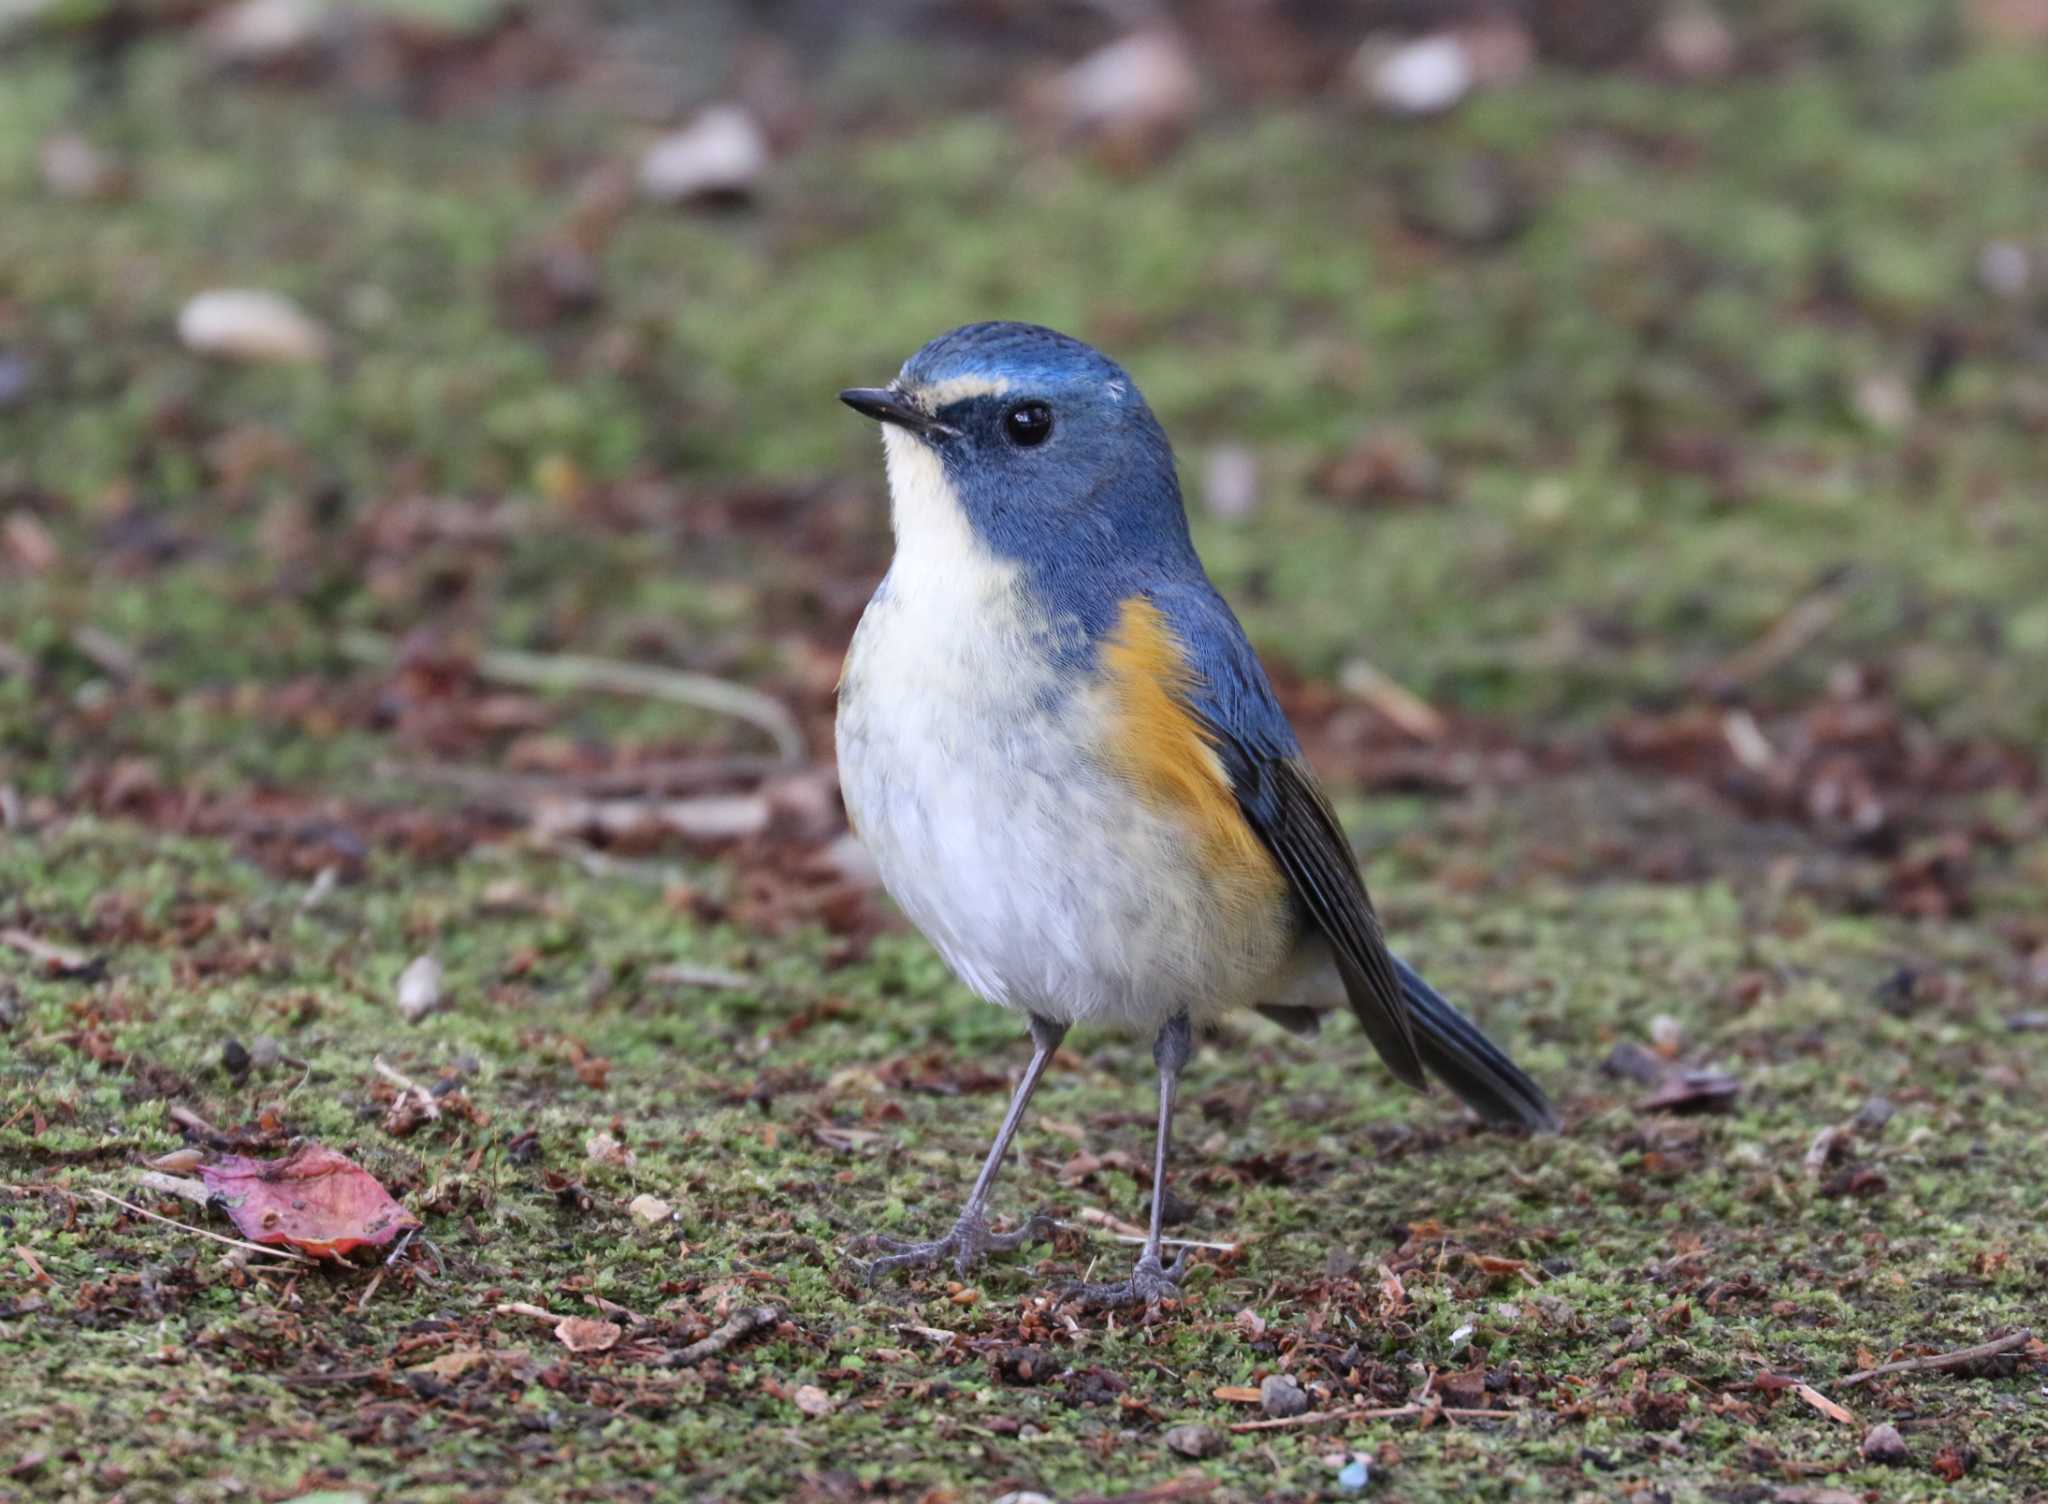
1002;401;1053;447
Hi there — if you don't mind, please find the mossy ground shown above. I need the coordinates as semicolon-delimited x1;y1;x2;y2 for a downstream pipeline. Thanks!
3;6;2046;1502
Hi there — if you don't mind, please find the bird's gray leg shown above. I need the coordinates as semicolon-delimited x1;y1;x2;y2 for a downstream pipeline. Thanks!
863;1014;1066;1281
1065;1010;1194;1309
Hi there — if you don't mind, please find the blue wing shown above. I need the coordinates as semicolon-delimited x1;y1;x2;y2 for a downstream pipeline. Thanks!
1144;579;1427;1091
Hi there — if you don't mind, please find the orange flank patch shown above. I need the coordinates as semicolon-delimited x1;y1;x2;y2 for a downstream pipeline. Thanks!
1098;597;1284;911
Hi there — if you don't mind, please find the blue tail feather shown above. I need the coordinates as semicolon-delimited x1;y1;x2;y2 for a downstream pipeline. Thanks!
1393;955;1559;1132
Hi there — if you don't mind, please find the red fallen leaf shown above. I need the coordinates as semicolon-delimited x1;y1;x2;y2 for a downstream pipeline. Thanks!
200;1144;420;1260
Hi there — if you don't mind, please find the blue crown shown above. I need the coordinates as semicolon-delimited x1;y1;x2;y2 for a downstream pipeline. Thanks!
901;321;1132;395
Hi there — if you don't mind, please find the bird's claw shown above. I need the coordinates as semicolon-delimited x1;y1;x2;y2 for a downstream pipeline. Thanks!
1060;1248;1190;1310
860;1208;1054;1282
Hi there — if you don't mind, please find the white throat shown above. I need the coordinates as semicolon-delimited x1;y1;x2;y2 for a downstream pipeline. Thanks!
879;425;999;581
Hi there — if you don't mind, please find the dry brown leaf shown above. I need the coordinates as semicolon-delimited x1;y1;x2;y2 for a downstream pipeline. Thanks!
793;1383;835;1417
554;1316;622;1354
1212;1385;1264;1404
413;1349;492;1380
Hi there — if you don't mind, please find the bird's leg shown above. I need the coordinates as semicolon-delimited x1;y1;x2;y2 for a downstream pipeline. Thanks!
1065;1010;1194;1309
863;1014;1066;1281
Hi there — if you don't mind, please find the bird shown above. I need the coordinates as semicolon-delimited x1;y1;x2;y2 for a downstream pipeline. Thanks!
836;321;1555;1308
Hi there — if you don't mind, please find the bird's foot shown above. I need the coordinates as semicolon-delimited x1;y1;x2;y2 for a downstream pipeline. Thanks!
1060;1248;1189;1310
861;1207;1054;1282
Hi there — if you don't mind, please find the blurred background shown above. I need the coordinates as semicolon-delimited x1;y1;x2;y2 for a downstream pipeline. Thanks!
5;9;2048;1496
2;0;2045;921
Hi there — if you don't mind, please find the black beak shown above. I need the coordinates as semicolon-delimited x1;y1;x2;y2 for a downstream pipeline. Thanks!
838;387;956;439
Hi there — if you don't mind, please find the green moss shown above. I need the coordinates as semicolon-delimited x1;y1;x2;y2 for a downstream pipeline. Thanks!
4;802;2043;1501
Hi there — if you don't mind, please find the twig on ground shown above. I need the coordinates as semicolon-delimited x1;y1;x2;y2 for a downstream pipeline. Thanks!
341;631;805;765
530;836;681;886
280;1369;384;1387
298;866;340;913
1067;1206;1239;1253
70;625;139;680
1836;1330;2033;1388
1792;1381;1856;1425
1230;1402;1508;1433
373;1056;440;1121
1339;656;1447;742
391;1229;442;1281
166;1105;231;1146
379;756;781;803
131;1169;212;1205
667;1305;782;1365
1;927;97;976
495;1301;563;1324
646;962;756;990
86;1188;314;1264
1694;582;1846;694
14;1244;54;1285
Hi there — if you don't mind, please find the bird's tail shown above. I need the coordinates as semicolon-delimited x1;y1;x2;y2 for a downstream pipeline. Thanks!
1393;955;1559;1132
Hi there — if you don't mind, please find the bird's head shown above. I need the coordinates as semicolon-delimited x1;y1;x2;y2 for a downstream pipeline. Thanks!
841;322;1191;578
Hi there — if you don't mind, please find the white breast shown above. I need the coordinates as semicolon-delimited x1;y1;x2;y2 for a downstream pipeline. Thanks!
835;429;1292;1031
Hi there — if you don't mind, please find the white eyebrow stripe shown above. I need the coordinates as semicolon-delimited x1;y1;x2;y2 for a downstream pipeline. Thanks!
916;374;1015;406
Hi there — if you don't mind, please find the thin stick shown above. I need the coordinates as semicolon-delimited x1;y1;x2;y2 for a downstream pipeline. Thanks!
646;962;756;991
1340;656;1447;742
667;1304;781;1365
1836;1330;2033;1389
131;1169;212;1205
373;1056;440;1121
280;1369;383;1387
15;1244;54;1285
166;1105;230;1146
1230;1403;1509;1433
495;1300;563;1324
531;836;680;886
86;1188;315;1264
0;927;94;973
341;631;805;765
1063;1210;1240;1254
378;756;780;802
1695;585;1845;694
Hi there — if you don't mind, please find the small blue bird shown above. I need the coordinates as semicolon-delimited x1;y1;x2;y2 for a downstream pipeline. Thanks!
838;322;1555;1307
